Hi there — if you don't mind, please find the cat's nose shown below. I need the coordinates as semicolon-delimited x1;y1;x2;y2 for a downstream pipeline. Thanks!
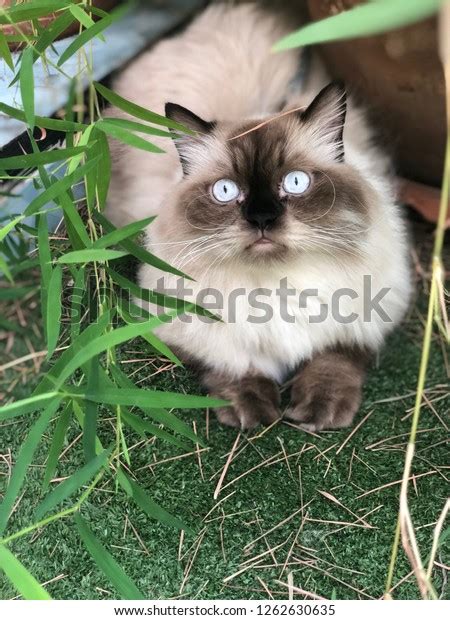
246;211;281;231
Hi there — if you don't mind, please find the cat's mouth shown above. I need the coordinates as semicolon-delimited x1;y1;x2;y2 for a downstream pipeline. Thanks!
246;234;284;253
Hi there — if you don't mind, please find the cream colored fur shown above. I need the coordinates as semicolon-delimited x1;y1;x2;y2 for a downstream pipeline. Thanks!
106;3;412;382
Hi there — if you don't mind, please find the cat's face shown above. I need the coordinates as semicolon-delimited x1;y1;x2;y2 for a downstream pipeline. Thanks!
162;83;373;272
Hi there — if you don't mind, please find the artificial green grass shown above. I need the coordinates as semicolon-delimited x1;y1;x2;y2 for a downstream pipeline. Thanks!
0;224;449;601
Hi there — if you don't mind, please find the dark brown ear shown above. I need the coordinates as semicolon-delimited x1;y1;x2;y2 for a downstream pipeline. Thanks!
165;102;215;135
165;103;216;174
300;81;346;162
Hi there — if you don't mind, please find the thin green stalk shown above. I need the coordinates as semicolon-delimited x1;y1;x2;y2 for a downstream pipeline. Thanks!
384;70;450;598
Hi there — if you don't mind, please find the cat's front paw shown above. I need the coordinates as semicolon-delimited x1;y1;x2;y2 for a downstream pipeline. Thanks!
215;398;280;430
286;352;366;431
205;373;281;430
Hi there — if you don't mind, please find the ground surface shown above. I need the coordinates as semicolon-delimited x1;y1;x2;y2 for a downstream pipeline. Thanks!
0;218;449;600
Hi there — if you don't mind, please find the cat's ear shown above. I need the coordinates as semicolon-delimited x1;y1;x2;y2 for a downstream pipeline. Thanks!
165;103;216;174
300;82;346;162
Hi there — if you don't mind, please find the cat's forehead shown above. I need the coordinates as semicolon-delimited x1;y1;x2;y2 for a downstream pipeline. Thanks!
216;116;306;175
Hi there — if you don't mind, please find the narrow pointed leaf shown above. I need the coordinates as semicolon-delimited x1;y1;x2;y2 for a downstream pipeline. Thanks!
118;470;190;533
20;47;35;131
46;265;62;359
94;81;193;132
0;146;90;173
57;13;113;66
56;249;129;263
35;448;111;520
97;122;164;154
83;357;99;462
95;212;191;279
0;32;13;70
93;216;154;249
0;398;62;535
42;401;72;491
0;392;60;421
273;0;446;51
38;214;52;341
74;514;145;600
0;546;52;600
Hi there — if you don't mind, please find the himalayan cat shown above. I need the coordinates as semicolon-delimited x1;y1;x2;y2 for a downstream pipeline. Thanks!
106;3;412;430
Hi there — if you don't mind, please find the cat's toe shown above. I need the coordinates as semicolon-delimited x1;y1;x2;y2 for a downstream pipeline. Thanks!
215;400;280;430
285;390;361;431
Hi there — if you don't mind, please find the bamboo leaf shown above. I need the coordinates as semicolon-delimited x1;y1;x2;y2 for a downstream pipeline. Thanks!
94;81;193;132
95;212;191;280
24;157;99;217
35;448;111;520
0;1;70;26
96;122;164;154
38;213;52;342
121;409;188;450
98;117;173;138
0;146;89;172
108;363;202;446
0;255;13;282
74;514;145;600
20;47;35;131
0;392;60;421
0;546;52;600
0;216;22;242
0;398;62;535
79;387;228;411
46;265;62;359
0;31;13;70
57;4;129;67
42;401;72;491
93;216;154;249
69;4;96;29
56;248;129;263
0;102;86;132
118;470;191;533
273;0;446;51
83;357;99;462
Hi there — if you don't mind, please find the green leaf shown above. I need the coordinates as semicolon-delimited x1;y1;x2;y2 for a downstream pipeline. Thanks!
97;121;164;154
108;363;202;446
35;448;111;520
24;157;99;217
0;255;13;283
50;315;177;392
0;31;13;70
108;269;216;319
0;215;22;242
46;265;62;359
98;117;173;138
38;213;52;341
0;102;86;132
20;47;35;131
0;398;62;535
95;212;191;280
83;357;99;463
0;392;60;421
93;216;154;249
74;514;145;600
58;5;127;67
69;267;85;341
94;82;193;132
121;409;188;450
118;470;191;533
42;401;72;491
79;387;228;411
0;546;52;600
0;1;70;26
0;146;89;172
273;0;446;51
69;4;96;29
56;248;129;263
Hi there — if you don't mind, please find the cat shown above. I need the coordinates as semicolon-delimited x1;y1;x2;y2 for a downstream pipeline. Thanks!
106;2;412;431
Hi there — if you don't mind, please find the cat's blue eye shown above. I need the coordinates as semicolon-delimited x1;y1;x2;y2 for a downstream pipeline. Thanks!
212;179;240;203
282;171;311;195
